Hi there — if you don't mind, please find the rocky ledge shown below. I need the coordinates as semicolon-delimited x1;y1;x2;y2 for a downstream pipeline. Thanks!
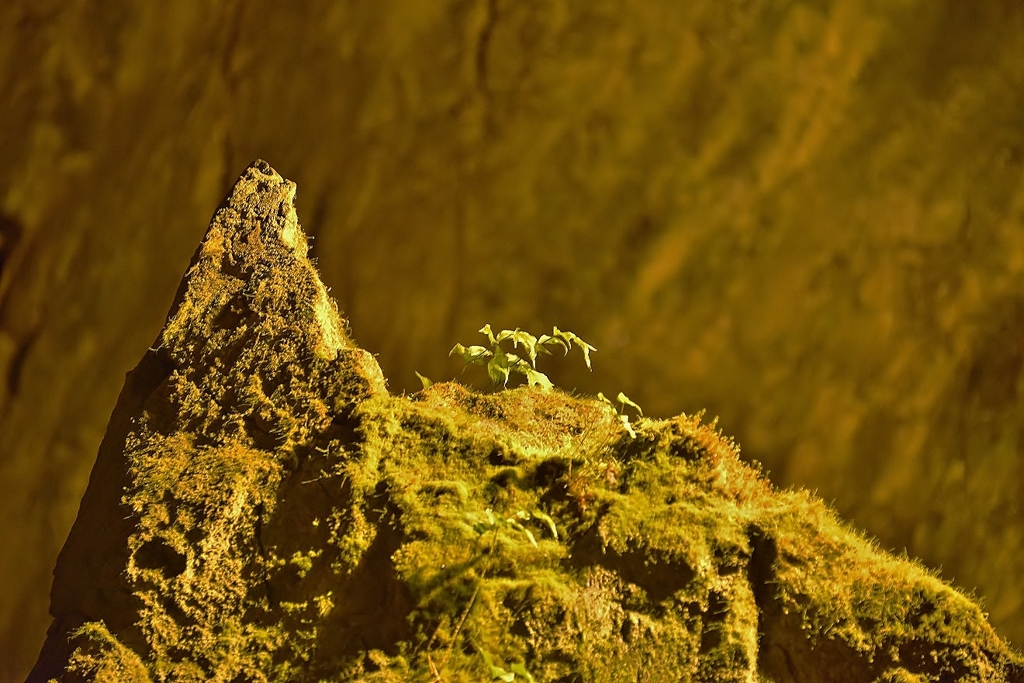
27;161;1024;683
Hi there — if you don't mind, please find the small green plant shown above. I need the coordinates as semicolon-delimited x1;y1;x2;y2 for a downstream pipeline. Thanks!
418;323;644;437
447;324;595;390
597;391;643;438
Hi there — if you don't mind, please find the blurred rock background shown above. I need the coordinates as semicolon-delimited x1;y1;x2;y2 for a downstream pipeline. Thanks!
1;1;1023;680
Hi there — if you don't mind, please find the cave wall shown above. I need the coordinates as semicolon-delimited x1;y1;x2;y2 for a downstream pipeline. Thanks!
1;1;1023;681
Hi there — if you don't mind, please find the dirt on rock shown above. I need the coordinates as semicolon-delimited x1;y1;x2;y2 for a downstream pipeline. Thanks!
27;162;1024;683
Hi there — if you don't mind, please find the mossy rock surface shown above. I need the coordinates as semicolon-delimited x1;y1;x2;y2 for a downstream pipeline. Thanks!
28;163;1023;683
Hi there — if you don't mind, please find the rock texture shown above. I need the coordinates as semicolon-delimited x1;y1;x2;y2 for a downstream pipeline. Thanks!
28;161;387;682
28;162;1023;682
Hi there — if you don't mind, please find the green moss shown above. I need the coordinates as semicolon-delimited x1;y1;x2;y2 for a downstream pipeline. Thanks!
325;381;1021;681
54;369;1024;681
39;163;1022;681
65;623;151;683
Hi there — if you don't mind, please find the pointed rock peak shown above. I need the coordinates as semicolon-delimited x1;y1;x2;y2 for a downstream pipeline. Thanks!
217;159;311;261
27;160;390;683
161;159;352;365
147;159;387;444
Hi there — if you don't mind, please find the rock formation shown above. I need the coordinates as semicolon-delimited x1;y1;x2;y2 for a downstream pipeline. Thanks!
28;162;1024;682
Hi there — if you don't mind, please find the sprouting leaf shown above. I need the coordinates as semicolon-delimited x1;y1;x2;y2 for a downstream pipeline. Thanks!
552;326;596;370
618;414;636;439
537;333;569;356
488;345;511;386
522;366;554;391
503;351;526;368
576;344;597;371
479;323;497;346
616;392;643;416
450;343;491;365
507;329;539;365
598;392;640;438
415;371;433;389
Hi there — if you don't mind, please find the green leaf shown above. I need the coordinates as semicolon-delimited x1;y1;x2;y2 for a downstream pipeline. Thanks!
598;392;639;437
450;343;491;365
537;333;569;356
580;344;595;370
479;323;497;346
523;366;554;391
415;371;433;389
619;414;637;439
488;345;511;386
551;326;596;370
508;329;539;366
504;351;526;369
616;391;643;416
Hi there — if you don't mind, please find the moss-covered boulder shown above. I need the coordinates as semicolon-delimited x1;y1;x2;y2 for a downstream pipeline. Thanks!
28;162;1023;683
